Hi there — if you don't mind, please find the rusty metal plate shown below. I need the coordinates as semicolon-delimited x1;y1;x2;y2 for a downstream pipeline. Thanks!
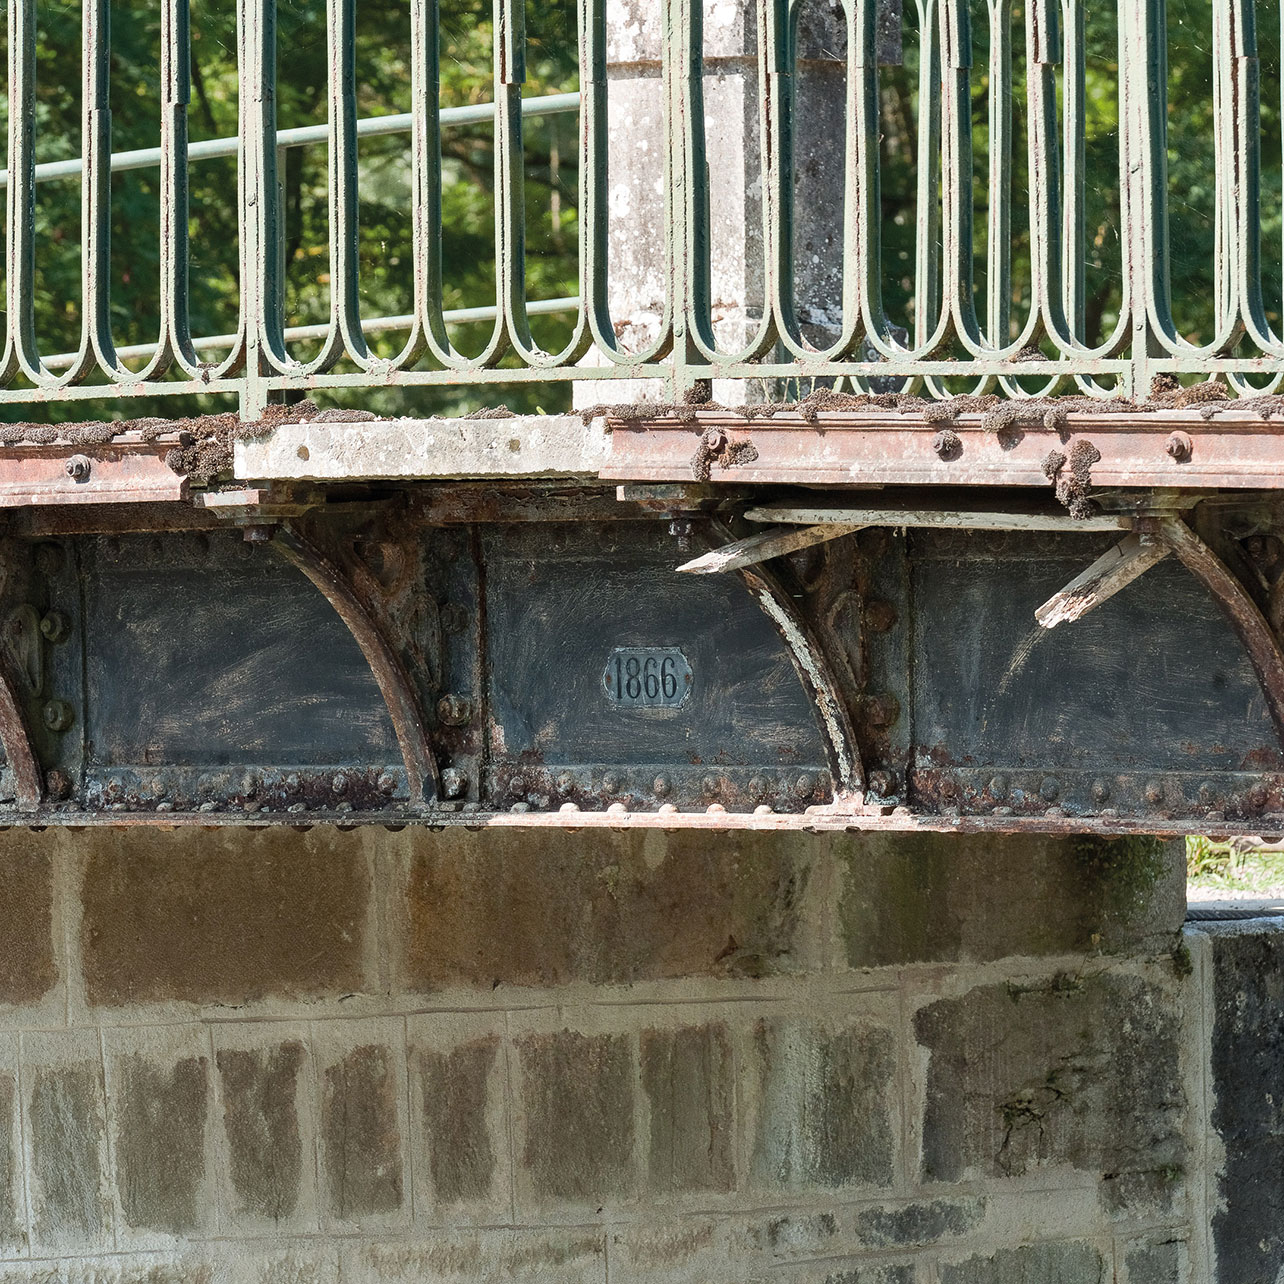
0;441;187;506
602;411;1284;490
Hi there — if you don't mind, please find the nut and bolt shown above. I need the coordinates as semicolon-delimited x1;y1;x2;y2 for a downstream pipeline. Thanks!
377;770;397;794
507;775;526;798
988;774;1009;799
441;767;468;799
439;603;469;634
793;773;815;799
39;611;69;644
652;773;672;797
1165;431;1193;462
44;768;71;801
1144;779;1165;805
748;774;771;800
702;427;726;452
931;428;962;460
864;599;898;633
1090;779;1111;804
64;454;92;480
864;694;901;727
868;769;896;796
556;770;575;793
436;694;472;726
701;774;720;798
331;773;348;795
42;699;73;733
33;544;64;577
1039;776;1060;802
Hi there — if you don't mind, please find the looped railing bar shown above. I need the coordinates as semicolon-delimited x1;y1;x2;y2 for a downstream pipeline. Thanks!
0;0;1279;416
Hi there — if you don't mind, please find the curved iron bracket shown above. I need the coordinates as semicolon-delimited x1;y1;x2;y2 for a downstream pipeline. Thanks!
1155;516;1284;748
271;522;440;804
708;520;865;803
0;656;41;811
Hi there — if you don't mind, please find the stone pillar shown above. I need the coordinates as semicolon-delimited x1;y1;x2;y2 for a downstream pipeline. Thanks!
0;825;1210;1282
577;0;849;406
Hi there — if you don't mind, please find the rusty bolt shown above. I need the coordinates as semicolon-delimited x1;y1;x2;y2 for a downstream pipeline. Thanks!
506;775;526;798
702;427;726;452
1198;780;1219;805
436;694;472;726
864;599;898;633
939;777;959;800
701;774;720;798
556;770;575;793
1039;776;1060;802
1090;779;1111;804
1165;431;1192;462
44;768;71;802
285;772;300;791
440;603;469;634
602;771;623;793
931;428;962;460
988;774;1009;799
332;773;348;795
64;454;91;481
793;773;815;799
42;699;73;733
868;769;896;796
864;694;901;727
1248;784;1269;808
748;774;771;799
39;611;69;644
33;543;64;577
441;767;467;799
377;770;397;794
1144;779;1164;805
653;773;672;797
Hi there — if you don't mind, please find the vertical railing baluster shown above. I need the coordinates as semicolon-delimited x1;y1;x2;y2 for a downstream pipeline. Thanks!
156;0;196;373
329;0;366;363
1061;0;1084;341
579;0;618;357
83;0;116;374
238;0;285;417
4;0;37;381
913;0;941;352
493;0;530;356
987;0;1011;350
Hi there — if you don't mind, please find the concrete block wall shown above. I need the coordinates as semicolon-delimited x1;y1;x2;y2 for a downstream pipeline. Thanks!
0;827;1202;1282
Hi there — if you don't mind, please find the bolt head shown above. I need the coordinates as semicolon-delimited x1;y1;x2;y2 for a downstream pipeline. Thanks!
988;775;1009;799
702;427;726;451
64;454;91;480
1090;779;1111;804
436;694;472;726
793;773;815;799
1165;431;1193;462
931;428;962;460
332;773;348;795
39;611;69;644
1144;780;1165;805
42;699;73;733
652;773;672;797
748;774;771;799
602;772;623;793
1039;776;1060;802
555;770;575;793
377;770;397;794
868;770;896;796
44;768;72;801
441;767;467;799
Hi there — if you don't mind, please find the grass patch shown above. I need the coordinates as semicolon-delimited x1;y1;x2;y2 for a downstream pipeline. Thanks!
1187;836;1284;896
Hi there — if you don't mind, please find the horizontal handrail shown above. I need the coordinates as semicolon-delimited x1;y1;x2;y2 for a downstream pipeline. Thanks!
0;91;581;188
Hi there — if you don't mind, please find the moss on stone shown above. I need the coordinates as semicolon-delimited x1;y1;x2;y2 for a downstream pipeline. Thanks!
1072;835;1168;919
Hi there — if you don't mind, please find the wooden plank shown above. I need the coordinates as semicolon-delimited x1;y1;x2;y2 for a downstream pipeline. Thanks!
743;503;1131;533
677;523;864;574
1035;534;1171;629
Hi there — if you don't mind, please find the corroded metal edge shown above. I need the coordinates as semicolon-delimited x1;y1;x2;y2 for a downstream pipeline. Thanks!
603;411;1284;489
0;651;41;811
270;523;440;804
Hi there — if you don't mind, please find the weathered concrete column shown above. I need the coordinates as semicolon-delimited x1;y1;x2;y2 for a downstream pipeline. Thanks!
577;0;848;406
0;826;1211;1282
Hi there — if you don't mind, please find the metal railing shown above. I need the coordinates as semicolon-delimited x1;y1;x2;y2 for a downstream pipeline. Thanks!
1;0;1281;415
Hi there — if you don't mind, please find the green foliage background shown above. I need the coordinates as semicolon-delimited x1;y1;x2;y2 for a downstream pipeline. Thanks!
1;0;1277;421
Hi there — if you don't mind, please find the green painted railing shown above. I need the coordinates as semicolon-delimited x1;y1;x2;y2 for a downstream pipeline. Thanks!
1;0;1280;415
